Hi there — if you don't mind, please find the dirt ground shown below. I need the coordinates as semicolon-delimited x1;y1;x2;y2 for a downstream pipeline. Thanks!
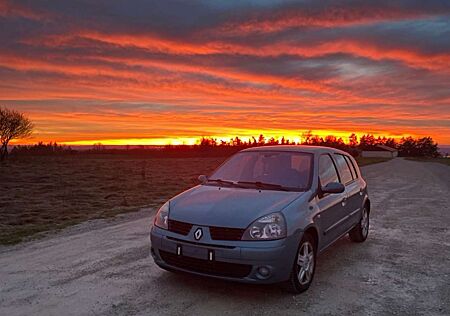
0;158;449;315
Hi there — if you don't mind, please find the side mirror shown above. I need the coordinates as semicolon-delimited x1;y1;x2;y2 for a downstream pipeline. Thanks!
198;175;208;184
321;182;345;194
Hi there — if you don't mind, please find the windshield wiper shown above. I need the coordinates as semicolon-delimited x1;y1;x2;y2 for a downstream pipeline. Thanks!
237;181;290;191
207;178;239;186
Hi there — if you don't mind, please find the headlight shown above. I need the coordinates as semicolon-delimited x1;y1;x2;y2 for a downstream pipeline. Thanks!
242;212;287;240
154;201;170;229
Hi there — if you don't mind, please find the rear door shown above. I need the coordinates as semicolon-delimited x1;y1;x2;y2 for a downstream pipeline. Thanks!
333;154;361;231
316;154;348;248
343;155;365;226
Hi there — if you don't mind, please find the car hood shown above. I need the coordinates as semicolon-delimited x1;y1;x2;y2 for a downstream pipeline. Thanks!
169;185;304;228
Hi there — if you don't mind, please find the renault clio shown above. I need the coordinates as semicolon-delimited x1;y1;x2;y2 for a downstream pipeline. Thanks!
150;146;370;293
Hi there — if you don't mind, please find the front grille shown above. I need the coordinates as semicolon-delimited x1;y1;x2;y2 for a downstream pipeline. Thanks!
159;250;252;278
168;219;192;235
168;219;245;241
209;226;246;241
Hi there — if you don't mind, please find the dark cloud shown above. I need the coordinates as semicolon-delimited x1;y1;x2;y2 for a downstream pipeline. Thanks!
0;0;449;143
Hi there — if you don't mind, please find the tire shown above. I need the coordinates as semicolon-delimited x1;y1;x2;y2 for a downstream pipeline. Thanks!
349;206;369;242
283;233;316;294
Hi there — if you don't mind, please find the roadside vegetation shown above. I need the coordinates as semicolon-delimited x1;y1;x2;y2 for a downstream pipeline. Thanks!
0;156;226;244
355;157;392;166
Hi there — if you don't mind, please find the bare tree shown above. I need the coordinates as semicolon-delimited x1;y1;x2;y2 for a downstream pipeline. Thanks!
0;107;34;161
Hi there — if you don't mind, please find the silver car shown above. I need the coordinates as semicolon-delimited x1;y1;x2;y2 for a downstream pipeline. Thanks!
150;145;370;293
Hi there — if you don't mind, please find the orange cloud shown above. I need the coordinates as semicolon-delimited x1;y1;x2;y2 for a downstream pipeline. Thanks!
2;1;449;145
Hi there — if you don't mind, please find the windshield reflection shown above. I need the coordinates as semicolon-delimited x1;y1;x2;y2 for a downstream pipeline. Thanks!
207;151;313;191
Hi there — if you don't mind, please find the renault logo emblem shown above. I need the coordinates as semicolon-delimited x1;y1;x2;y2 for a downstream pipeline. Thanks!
194;228;203;240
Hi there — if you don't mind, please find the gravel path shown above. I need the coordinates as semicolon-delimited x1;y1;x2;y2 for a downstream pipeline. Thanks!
1;158;449;315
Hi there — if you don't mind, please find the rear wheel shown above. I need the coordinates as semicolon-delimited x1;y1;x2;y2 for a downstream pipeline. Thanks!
349;206;369;242
283;233;316;294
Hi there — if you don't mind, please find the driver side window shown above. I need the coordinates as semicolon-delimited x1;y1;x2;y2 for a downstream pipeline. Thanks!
319;154;339;187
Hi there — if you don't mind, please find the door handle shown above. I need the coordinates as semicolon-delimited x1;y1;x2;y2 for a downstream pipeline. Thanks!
341;197;348;206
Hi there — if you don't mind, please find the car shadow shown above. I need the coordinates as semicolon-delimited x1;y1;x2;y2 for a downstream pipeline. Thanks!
102;234;376;315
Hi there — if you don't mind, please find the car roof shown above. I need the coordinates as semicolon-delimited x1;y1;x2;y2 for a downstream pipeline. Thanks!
240;145;349;156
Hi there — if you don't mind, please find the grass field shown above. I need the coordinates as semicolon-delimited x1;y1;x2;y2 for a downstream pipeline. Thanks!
355;157;391;166
0;155;388;245
0;156;226;245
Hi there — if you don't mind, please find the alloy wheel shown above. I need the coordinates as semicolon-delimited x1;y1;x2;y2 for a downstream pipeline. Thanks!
361;208;369;237
297;241;315;285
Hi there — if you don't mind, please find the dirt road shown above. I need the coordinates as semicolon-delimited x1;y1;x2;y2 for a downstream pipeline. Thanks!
1;158;449;315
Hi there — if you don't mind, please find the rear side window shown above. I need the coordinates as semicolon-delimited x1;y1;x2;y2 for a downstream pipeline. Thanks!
344;155;358;179
318;154;339;186
334;154;353;184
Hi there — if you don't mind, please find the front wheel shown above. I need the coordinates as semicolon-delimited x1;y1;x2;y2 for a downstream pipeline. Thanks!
283;233;316;294
349;206;369;242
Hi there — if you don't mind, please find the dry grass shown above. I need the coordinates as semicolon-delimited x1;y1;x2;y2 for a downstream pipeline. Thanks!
355;157;392;166
0;156;226;244
0;155;390;245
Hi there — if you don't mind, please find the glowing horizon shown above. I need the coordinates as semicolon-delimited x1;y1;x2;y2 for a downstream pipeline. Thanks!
11;129;418;146
2;1;449;145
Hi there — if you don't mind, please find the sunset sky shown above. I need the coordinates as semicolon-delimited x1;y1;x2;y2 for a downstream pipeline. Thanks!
1;0;450;145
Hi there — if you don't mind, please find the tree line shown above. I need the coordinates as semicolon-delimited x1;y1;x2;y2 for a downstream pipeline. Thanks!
10;133;440;158
10;142;75;156
0;106;442;159
196;132;440;158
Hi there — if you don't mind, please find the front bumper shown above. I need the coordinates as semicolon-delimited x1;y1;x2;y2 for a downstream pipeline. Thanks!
150;226;302;284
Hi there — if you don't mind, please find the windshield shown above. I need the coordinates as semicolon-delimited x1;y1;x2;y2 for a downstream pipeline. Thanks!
208;151;313;191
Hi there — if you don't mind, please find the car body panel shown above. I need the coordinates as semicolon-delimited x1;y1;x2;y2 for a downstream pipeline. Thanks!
315;191;348;248
170;184;304;228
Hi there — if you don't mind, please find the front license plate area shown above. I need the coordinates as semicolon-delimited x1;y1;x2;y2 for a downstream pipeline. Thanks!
207;249;215;261
174;244;210;260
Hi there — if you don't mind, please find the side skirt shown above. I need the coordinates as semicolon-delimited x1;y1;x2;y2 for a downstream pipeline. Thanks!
317;222;359;255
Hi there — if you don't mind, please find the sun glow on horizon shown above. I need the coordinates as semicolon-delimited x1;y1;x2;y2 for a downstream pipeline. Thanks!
11;129;417;146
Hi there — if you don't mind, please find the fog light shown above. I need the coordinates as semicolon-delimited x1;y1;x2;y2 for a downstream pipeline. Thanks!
257;266;271;277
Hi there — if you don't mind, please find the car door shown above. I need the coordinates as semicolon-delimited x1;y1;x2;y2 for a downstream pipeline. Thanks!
315;154;348;249
333;154;360;232
343;154;365;226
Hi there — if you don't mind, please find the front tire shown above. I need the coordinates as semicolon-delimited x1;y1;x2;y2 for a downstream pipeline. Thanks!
349;206;369;242
283;233;316;294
